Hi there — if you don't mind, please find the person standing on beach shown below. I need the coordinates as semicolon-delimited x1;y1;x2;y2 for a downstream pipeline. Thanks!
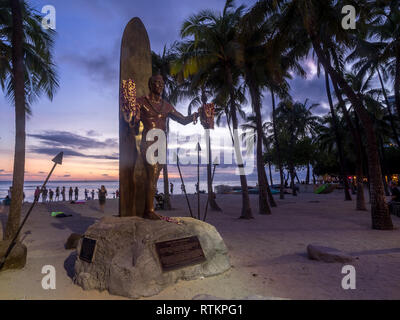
34;186;41;202
74;187;79;201
55;187;60;201
42;187;48;202
61;187;66;201
84;189;89;200
69;187;73;201
98;185;107;212
91;189;95;200
170;182;174;195
49;189;54;202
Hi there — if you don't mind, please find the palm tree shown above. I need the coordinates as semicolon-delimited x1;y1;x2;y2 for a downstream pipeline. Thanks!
234;5;278;213
1;0;58;240
170;43;223;212
241;115;276;211
323;68;352;200
365;1;400;119
274;0;393;230
242;0;310;201
274;99;320;195
178;0;253;218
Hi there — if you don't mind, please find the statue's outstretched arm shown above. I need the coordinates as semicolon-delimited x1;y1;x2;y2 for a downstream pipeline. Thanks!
168;105;198;125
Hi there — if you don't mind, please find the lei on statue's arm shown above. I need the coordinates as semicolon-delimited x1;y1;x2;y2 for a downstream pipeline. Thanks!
120;79;140;128
198;102;215;129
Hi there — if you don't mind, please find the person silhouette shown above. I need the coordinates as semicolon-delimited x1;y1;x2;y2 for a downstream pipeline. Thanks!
74;187;79;201
55;187;60;201
61;186;66;201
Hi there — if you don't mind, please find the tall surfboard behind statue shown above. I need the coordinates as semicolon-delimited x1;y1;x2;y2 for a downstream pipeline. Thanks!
119;17;152;217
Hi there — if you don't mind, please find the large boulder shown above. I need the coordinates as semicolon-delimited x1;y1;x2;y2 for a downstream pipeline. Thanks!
307;244;354;263
74;216;230;299
0;240;27;271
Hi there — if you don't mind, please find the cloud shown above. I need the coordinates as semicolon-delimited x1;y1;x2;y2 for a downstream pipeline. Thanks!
28;131;118;150
64;174;71;177
102;174;109;177
87;130;101;137
0;169;4;172
60;51;118;84
30;147;118;160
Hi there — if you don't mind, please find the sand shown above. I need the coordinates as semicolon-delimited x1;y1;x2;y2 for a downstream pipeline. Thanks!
0;190;400;300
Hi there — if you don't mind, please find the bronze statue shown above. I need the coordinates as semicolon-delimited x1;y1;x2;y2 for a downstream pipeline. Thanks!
121;75;198;219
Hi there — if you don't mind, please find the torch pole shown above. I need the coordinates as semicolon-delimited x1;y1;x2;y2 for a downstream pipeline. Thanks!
0;152;63;271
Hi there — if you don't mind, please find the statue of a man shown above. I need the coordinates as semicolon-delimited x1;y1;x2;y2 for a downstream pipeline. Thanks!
124;75;198;219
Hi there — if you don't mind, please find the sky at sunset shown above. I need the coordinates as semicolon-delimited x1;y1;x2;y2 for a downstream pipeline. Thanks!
0;0;331;182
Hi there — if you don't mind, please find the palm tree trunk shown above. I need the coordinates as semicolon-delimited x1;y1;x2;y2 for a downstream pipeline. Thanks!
205;130;221;211
306;162;310;184
290;166;296;196
330;72;366;211
271;90;285;199
324;71;352;201
231;110;253;218
378;136;390;196
226;68;252;219
248;80;273;213
377;68;400;148
395;47;400;118
5;0;26;240
268;162;273;186
311;36;392;229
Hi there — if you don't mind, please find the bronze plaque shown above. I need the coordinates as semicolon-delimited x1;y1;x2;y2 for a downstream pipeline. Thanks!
79;237;97;263
155;236;206;272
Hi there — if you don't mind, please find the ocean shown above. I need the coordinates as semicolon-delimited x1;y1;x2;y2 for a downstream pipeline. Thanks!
0;178;260;202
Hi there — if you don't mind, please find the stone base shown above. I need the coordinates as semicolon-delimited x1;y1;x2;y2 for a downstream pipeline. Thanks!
73;216;231;299
0;240;27;272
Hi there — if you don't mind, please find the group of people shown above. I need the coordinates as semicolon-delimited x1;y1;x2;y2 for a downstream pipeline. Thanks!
34;186;81;202
31;185;116;205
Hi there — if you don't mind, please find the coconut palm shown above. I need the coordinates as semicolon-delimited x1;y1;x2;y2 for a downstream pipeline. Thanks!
240;0;310;201
274;98;320;195
273;0;393;229
1;0;58;240
363;1;400;119
323;68;352;200
178;0;253;218
347;38;400;148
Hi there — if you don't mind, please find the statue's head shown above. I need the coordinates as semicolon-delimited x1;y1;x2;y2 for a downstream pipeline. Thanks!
148;75;164;96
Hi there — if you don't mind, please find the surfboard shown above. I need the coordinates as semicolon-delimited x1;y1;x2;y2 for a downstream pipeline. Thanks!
119;17;152;217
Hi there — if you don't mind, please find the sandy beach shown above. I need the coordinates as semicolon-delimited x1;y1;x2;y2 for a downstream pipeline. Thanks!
0;190;400;300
